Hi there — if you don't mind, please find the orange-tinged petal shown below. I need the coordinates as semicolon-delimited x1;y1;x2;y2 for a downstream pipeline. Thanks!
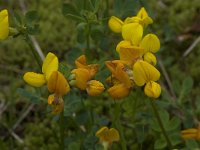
144;81;161;98
140;34;160;53
87;64;99;77
122;23;143;45
181;128;197;134
108;16;124;33
71;68;91;90
118;46;143;66
133;60;160;86
86;80;105;96
105;61;131;87
143;52;157;66
75;55;87;68
48;71;70;96
23;72;46;87
108;83;130;99
0;9;9;40
42;52;59;81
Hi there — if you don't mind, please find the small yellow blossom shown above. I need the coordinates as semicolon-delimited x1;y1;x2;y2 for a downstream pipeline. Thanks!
47;71;70;114
108;16;124;33
0;9;9;40
86;80;105;96
133;60;160;86
23;52;58;87
140;34;160;53
24;53;58;86
143;52;157;66
144;81;161;98
96;126;120;146
181;124;200;141
122;23;143;46
105;61;132;99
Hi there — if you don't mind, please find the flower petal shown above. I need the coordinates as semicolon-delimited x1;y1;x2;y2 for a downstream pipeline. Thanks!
143;52;157;66
23;72;46;87
122;23;143;46
108;16;124;33
42;52;59;80
140;34;160;53
0;9;9;40
71;68;91;90
48;71;70;96
108;83;130;99
133;60;160;86
86;80;105;96
75;55;87;68
144;81;161;98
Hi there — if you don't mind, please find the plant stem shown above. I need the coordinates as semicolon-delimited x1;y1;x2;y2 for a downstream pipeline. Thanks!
150;100;172;149
25;35;42;69
113;101;127;150
60;111;65;150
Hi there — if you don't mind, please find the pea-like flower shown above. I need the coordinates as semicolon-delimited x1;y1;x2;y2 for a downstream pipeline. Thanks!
133;60;161;98
47;71;70;114
96;126;119;149
0;9;9;40
181;124;200;141
23;52;58;87
70;55;104;96
105;60;132;99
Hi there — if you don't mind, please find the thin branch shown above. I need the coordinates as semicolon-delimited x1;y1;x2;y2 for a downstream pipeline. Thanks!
182;35;200;58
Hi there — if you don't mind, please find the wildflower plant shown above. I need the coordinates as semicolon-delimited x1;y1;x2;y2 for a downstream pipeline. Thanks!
1;1;198;149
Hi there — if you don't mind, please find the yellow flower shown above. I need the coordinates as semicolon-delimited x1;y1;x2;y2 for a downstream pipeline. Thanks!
181;124;200;141
144;81;161;98
133;60;160;86
105;61;132;99
23;52;58;87
108;16;124;33
86;80;105;96
96;126;119;146
122;23;143;46
140;34;160;53
136;7;153;27
105;61;131;88
118;45;143;67
143;52;157;66
75;55;99;78
0;9;9;40
108;83;130;99
47;71;70;114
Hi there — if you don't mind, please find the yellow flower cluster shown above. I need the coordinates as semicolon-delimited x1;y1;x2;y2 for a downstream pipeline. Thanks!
23;54;105;114
0;9;9;40
107;7;161;99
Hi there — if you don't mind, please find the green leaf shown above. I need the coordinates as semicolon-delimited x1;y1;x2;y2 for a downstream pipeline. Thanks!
154;136;167;149
185;140;199;149
13;11;22;26
169;133;182;146
17;88;44;104
166;117;181;131
62;3;84;21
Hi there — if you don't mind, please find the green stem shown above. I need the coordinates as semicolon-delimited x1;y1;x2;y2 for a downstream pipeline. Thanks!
25;35;42;69
113;102;127;150
150;100;172;149
59;111;65;150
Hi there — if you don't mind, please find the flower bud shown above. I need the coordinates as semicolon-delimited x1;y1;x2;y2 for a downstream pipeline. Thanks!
108;83;130;99
0;9;9;40
86;80;105;96
144;81;161;98
143;52;157;66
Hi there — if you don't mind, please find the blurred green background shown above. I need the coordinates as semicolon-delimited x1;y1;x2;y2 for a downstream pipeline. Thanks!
0;0;200;149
